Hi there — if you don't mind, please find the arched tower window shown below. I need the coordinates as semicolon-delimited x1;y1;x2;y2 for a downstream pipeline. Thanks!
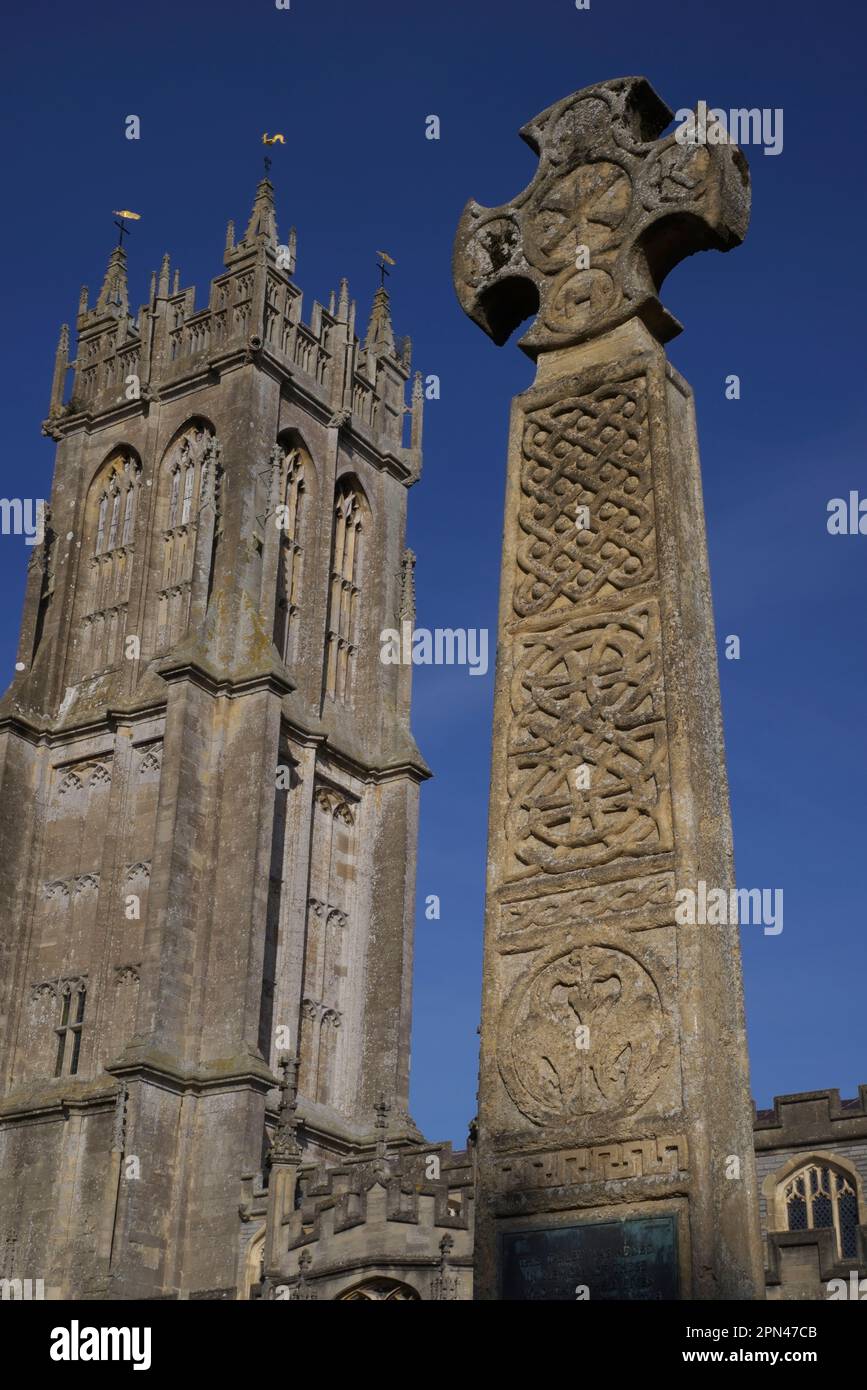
76;448;141;679
782;1160;860;1260
323;480;364;702
273;445;307;664
155;421;217;654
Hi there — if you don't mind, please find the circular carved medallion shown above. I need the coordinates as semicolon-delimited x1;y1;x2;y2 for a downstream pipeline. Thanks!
498;941;672;1126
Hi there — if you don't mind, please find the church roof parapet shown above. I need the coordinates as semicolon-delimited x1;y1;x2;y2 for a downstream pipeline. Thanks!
46;178;422;476
753;1085;867;1148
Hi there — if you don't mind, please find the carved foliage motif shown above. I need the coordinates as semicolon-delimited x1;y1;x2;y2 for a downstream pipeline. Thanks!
515;378;654;615
56;761;112;801
498;942;672;1126
42;873;100;901
313;785;355;825
138;746;161;776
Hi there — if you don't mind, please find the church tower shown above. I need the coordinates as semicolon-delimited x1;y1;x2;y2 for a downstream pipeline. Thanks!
0;178;475;1301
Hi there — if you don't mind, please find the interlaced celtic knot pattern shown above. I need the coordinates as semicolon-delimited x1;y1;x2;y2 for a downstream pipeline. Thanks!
506;602;673;875
514;378;654;617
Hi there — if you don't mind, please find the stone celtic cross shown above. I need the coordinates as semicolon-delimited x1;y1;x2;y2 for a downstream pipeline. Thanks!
454;75;750;355
454;76;763;1301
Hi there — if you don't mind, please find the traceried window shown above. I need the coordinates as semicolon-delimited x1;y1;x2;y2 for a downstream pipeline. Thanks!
77;449;141;678
155;421;219;653
273;446;306;664
54;981;86;1077
783;1161;860;1259
323;480;364;702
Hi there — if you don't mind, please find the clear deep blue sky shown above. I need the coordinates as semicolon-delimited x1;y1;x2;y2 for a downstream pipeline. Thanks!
1;0;864;1144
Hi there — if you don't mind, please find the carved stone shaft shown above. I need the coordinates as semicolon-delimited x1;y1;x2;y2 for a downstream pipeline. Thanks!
454;76;764;1300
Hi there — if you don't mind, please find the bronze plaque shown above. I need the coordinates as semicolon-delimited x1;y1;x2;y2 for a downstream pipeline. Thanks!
500;1213;679;1300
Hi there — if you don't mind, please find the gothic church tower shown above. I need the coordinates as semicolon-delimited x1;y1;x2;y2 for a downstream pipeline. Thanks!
0;178;467;1300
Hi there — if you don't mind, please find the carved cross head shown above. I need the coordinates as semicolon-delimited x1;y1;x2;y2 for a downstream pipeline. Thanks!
452;76;750;356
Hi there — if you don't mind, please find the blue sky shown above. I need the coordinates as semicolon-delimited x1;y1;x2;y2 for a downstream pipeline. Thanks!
1;0;864;1144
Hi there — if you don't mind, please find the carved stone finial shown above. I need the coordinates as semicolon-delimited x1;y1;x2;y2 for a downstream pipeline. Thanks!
452;75;750;356
399;548;416;625
365;284;396;357
49;325;70;417
269;1053;302;1165
431;1233;459;1300
244;177;278;248
289;1247;317;1301
96;245;129;318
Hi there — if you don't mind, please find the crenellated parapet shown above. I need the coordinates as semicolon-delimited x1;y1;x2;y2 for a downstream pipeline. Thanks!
754;1087;867;1149
290;1144;474;1241
46;177;423;478
258;1142;475;1300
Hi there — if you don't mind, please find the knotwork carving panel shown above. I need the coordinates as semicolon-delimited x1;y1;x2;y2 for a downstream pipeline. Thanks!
498;941;673;1127
506;601;672;875
515;377;654;616
498;871;675;952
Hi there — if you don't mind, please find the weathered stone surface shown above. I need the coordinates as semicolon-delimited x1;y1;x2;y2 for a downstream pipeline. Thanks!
0;176;454;1300
454;76;764;1300
454;75;750;356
